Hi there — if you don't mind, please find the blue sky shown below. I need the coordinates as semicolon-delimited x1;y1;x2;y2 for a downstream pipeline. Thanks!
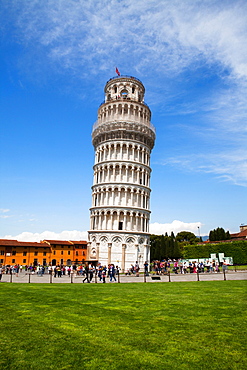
1;0;247;241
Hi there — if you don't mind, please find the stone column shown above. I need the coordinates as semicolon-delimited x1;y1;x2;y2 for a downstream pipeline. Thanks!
122;244;126;273
120;143;123;159
108;243;112;265
135;244;139;262
96;243;100;261
130;189;134;205
123;212;127;230
110;212;113;230
107;166;110;182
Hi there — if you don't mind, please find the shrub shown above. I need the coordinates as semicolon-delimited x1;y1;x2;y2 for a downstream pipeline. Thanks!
182;240;247;264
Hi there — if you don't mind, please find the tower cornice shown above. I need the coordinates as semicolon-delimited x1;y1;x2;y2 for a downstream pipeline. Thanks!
92;121;155;150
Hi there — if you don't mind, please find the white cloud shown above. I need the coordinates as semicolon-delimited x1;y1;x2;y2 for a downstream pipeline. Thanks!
150;220;203;236
1;222;202;241
164;149;247;187
1;230;88;242
4;0;247;79
0;209;10;213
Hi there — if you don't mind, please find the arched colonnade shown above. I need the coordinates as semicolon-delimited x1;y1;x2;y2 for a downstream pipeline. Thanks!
95;142;150;165
90;209;149;233
98;102;151;126
92;185;150;209
94;163;150;187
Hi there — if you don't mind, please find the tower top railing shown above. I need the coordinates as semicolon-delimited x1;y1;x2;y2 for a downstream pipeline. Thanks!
92;119;156;134
106;75;143;85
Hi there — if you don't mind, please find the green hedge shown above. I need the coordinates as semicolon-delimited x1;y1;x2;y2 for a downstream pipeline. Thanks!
182;240;247;264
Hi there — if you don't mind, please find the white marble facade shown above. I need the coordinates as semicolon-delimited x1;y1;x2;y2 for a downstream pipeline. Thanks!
88;76;156;272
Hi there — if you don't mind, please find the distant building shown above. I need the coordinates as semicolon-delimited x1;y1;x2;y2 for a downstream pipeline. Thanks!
230;225;247;241
0;239;88;266
0;239;50;266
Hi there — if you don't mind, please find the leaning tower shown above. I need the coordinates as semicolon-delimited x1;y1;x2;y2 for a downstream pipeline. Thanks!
88;75;156;272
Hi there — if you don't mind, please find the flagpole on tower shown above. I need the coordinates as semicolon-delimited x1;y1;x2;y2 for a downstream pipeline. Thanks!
115;67;120;76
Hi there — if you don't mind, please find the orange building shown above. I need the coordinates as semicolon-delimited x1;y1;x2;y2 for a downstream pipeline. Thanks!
41;240;88;265
0;239;88;266
70;241;88;264
0;239;51;266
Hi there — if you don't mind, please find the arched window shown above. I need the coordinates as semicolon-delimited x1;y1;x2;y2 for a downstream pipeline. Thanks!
121;89;128;99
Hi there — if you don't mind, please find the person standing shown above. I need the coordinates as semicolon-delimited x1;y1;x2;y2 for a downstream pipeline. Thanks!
82;264;90;283
144;261;149;276
98;265;103;281
134;261;140;277
173;261;178;274
102;268;106;283
89;264;94;282
109;264;116;282
57;265;62;277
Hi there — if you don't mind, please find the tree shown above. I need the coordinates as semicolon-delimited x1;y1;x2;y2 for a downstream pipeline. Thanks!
209;227;230;241
150;233;183;260
175;231;199;244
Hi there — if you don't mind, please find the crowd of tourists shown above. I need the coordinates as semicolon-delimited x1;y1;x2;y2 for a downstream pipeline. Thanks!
0;259;229;282
150;259;227;274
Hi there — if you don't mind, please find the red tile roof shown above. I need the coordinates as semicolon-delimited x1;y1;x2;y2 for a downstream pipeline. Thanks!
69;240;88;245
239;230;247;237
0;239;47;247
42;240;74;246
230;229;247;239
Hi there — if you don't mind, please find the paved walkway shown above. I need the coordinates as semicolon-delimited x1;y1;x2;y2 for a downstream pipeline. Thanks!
1;271;247;284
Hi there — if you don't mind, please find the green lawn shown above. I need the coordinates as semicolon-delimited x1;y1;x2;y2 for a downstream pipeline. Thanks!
0;281;246;369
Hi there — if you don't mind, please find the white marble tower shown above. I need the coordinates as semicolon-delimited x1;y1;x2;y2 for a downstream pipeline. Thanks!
88;75;156;271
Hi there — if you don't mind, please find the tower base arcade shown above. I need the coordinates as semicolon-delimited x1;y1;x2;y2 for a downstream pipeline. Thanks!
87;231;150;272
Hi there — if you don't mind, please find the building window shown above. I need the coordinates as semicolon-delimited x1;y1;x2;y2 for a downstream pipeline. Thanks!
118;221;123;230
23;259;26;263
0;250;4;255
12;259;15;263
43;252;46;256
61;251;63;255
34;252;38;256
0;259;4;263
76;251;78;256
68;251;70;255
23;252;27;256
12;251;16;256
53;251;56;255
83;252;85;256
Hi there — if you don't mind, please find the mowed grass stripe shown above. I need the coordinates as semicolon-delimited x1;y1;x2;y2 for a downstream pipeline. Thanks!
0;281;246;370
